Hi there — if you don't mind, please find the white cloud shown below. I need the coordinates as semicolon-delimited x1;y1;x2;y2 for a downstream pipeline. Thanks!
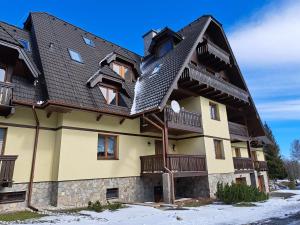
229;1;300;68
257;99;300;120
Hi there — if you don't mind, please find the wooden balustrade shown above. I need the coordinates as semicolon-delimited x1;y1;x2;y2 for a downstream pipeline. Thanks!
165;106;202;133
197;39;231;65
0;83;13;106
254;161;268;171
140;154;207;176
228;122;249;139
0;155;18;187
233;157;254;171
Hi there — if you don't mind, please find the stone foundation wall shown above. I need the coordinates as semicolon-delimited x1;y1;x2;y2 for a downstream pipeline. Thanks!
55;176;162;208
175;176;210;198
0;182;55;212
208;173;235;198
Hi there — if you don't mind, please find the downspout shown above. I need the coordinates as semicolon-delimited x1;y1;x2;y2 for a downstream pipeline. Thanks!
143;115;175;204
27;105;40;211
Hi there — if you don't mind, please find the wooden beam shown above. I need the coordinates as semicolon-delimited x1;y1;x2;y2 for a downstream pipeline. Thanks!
96;114;103;121
119;118;125;125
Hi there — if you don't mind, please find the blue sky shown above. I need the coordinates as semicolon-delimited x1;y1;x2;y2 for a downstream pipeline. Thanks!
1;0;299;157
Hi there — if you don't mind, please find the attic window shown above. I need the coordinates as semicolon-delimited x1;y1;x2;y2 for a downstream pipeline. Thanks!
112;62;132;81
0;66;6;82
157;40;172;57
68;49;83;63
83;37;95;47
19;39;30;51
99;84;127;107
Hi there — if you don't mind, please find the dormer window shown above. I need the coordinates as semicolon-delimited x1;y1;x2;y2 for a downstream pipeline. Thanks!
99;84;127;107
19;39;30;52
112;62;132;81
157;40;173;58
0;66;6;82
83;37;95;47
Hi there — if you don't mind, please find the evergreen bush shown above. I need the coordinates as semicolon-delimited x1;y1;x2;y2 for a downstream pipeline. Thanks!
216;182;268;204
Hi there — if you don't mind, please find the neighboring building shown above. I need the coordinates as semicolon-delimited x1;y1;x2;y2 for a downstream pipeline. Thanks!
0;12;269;211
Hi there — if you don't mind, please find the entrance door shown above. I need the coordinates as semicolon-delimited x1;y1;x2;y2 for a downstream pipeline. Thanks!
154;186;163;202
155;140;163;155
258;175;265;192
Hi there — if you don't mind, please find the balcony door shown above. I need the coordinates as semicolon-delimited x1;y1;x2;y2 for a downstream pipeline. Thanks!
155;140;163;155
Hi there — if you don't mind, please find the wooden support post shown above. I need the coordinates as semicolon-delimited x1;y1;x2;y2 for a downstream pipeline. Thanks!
96;114;102;121
119;118;125;125
46;111;52;118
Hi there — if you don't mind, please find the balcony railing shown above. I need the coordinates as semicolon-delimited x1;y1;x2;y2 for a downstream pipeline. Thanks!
140;154;207;176
254;161;268;171
165;106;202;133
188;64;249;102
0;155;18;187
197;39;231;65
0;82;14;116
228;122;249;140
233;157;254;171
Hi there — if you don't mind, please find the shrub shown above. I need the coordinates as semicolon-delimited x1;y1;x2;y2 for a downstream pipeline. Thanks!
216;182;268;204
87;200;103;212
106;201;123;211
87;201;124;212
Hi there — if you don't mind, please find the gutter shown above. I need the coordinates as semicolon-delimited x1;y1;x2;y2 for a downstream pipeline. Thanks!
27;105;40;211
143;115;175;204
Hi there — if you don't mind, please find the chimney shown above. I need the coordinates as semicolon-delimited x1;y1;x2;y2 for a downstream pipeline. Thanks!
142;29;158;56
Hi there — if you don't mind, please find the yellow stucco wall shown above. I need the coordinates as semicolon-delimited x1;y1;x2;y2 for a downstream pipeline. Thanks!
178;96;234;174
231;142;249;158
252;147;265;161
0;107;58;183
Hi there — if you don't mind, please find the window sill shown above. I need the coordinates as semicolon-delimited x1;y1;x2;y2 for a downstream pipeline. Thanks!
97;158;119;160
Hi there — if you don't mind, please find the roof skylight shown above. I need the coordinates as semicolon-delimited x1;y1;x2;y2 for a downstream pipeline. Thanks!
68;49;83;63
151;64;162;75
83;37;95;47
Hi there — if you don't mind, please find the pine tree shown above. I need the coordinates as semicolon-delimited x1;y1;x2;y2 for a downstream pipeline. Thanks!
263;122;287;179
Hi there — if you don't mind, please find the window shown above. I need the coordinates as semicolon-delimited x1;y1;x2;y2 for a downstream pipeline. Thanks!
97;134;118;160
0;191;26;204
83;37;95;47
19;39;30;51
112;62;131;80
157;40;173;58
235;148;241;157
0;66;6;82
106;188;119;199
214;139;224;159
236;177;247;185
209;102;219;120
68;49;83;63
0;128;7;155
99;85;127;107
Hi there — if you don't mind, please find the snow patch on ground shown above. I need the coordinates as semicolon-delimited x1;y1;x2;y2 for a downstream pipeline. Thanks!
8;190;300;225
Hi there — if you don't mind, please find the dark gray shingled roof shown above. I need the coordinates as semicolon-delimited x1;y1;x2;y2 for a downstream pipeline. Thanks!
28;12;141;115
0;21;43;104
131;16;210;114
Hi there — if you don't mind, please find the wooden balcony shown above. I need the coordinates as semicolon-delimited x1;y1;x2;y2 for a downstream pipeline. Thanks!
233;157;254;171
180;64;249;104
0;82;14;116
228;122;249;141
197;39;231;69
165;106;202;133
254;161;268;171
140;154;207;177
0;155;18;187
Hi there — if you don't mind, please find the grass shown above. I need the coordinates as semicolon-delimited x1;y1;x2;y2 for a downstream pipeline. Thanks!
0;211;44;222
176;198;214;207
234;202;257;207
